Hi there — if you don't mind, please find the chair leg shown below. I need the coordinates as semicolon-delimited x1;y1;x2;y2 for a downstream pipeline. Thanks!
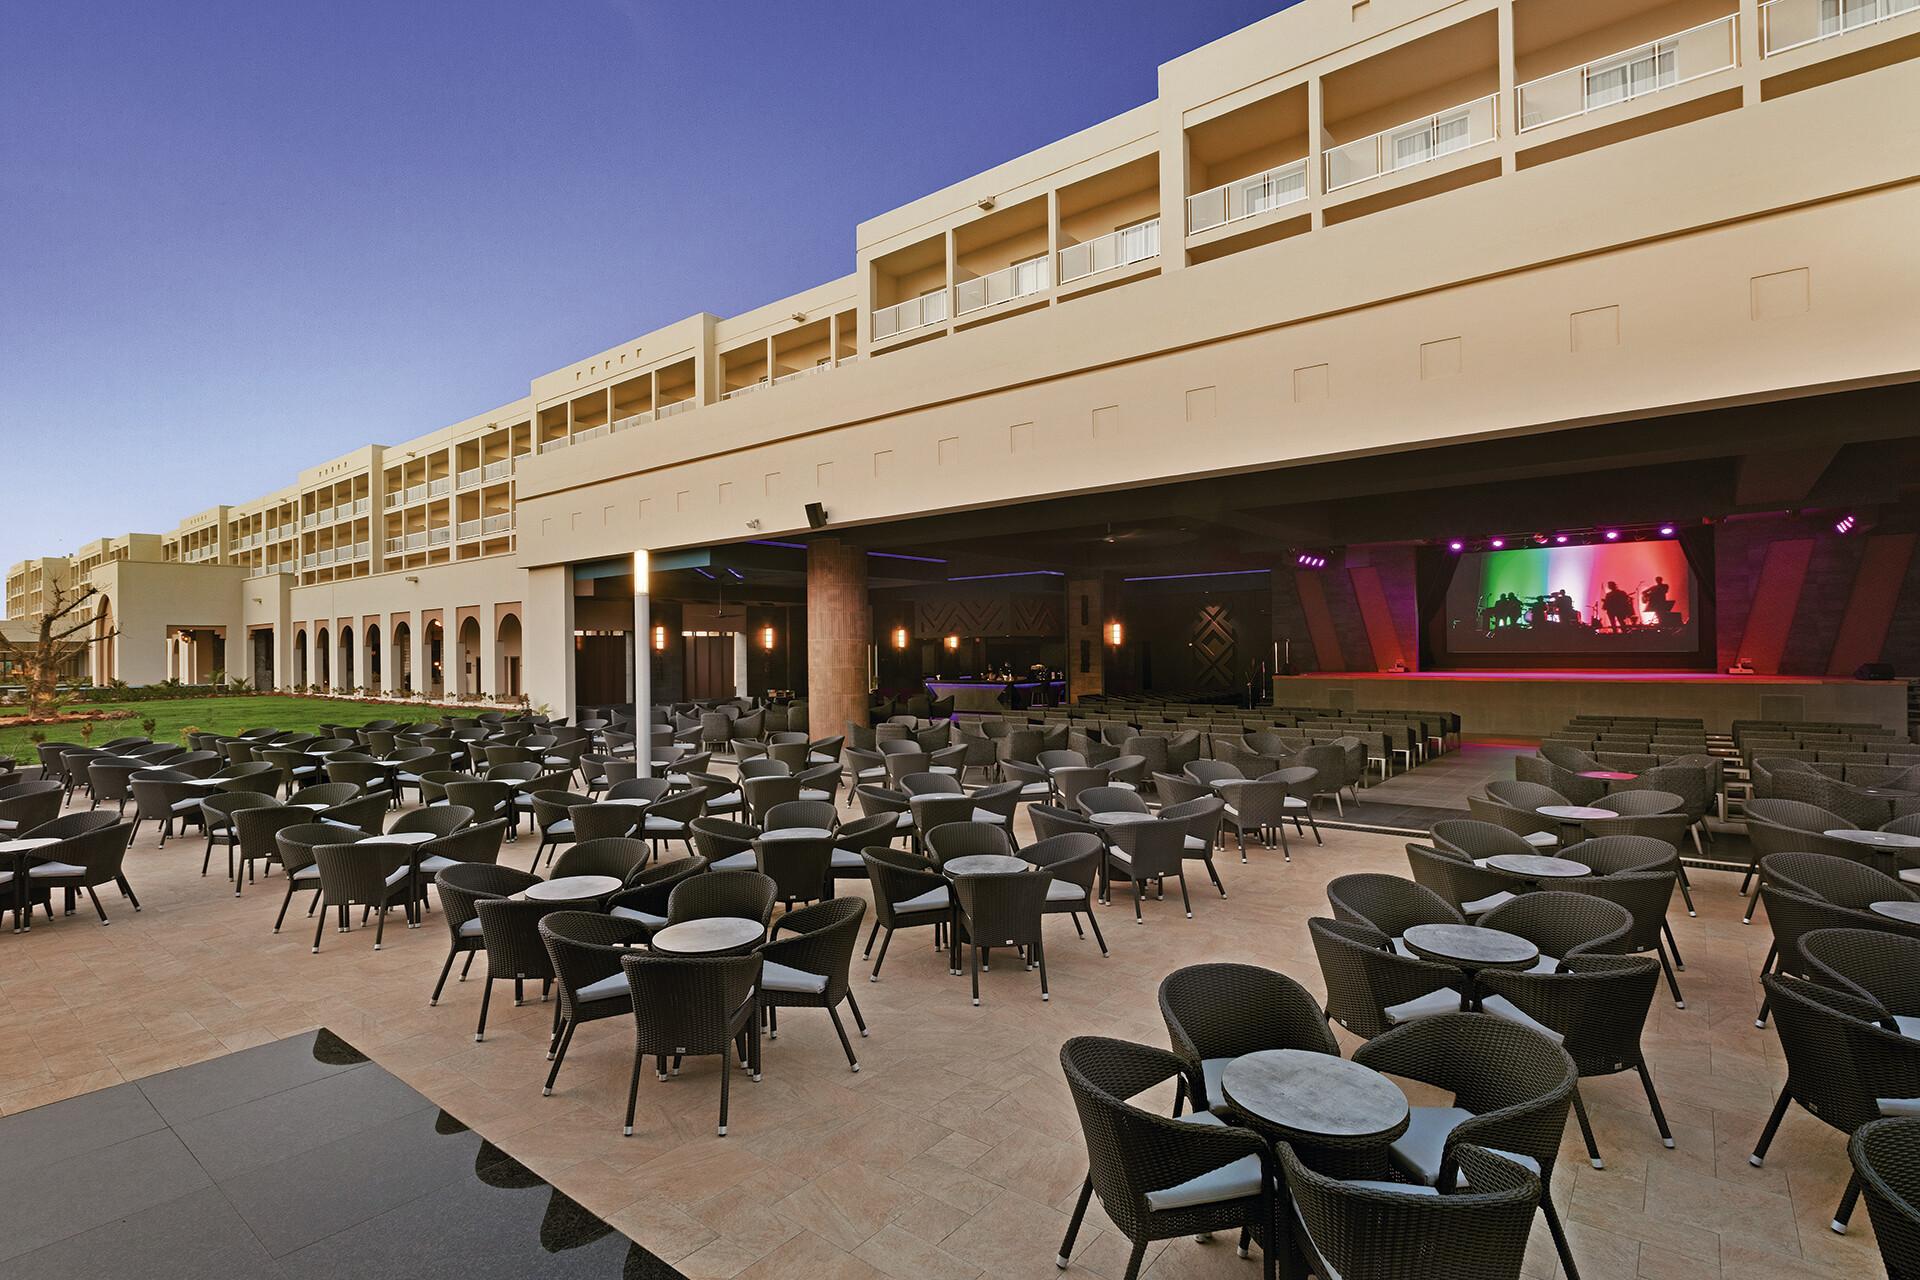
374;905;388;950
970;944;982;1006
1085;902;1109;956
1036;938;1049;1002
623;1049;644;1136
827;1005;860;1071
1655;937;1685;1008
1539;1192;1581;1280
846;993;869;1037
717;1047;732;1137
870;927;893;980
274;881;297;932
1131;878;1143;924
1571;1086;1604;1169
431;949;457;1005
1750;1086;1792;1166
1831;1172;1863;1234
1636;1061;1674;1148
1662;920;1685;971
84;885;109;924
1120;1238;1148;1280
862;919;880;958
476;975;494;1042
1676;861;1697;916
1743;871;1764;924
312;896;328;952
1058;1177;1094;1268
1177;870;1192;919
543;1019;576;1095
1205;856;1225;898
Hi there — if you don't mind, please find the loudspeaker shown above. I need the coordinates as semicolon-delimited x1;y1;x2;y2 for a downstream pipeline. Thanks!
804;502;828;530
1854;662;1895;681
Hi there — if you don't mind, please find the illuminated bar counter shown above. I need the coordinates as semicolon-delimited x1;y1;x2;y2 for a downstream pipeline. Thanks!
924;678;1065;713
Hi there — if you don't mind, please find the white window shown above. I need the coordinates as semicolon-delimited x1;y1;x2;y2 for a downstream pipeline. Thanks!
1585;43;1676;110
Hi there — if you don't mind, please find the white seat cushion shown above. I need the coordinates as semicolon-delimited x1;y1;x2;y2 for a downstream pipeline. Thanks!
1020;782;1049;797
930;766;957;776
1389;1107;1542;1188
1479;994;1562;1043
576;974;629;1002
893;887;949;914
0;870;12;885
970;808;1007;825
1046;878;1084;903
858;767;887;780
545;818;573;837
609;905;667;927
1383;989;1462;1024
1178;1109;1226;1127
830;848;865;871
707;791;744;809
1109;781;1136;792
1894;1015;1920;1041
1900;867;1919;886
1390;936;1413;957
809;753;836;766
419;855;455;874
894;812;913;829
643;816;684;833
170;798;202;814
294;865;321;882
26;862;86;877
1184;834;1207;852
1143;1154;1264;1211
1462;891;1517;916
1282;796;1308;809
1879;1096;1920;1117
383;865;412;887
1528;954;1560;975
710;851;758;871
1201;1058;1234;1108
1106;848;1134;871
762;961;829;995
1523;830;1558;848
800;789;831;803
457;916;483;937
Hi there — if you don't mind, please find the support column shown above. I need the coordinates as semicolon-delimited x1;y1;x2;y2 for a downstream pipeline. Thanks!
633;552;652;773
806;538;869;741
523;566;575;724
382;620;403;695
1066;577;1105;705
733;630;751;701
409;617;427;698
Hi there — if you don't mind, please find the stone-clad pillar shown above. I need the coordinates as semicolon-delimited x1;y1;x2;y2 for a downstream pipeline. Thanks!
1066;577;1105;705
807;538;869;741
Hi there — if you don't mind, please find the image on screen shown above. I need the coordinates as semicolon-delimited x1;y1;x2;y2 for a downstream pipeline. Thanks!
1438;541;1701;663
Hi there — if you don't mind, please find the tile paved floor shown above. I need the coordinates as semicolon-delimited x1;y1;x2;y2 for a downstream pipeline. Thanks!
0;778;1889;1280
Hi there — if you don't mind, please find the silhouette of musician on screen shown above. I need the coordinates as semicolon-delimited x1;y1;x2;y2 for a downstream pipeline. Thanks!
1601;581;1635;632
1642;576;1680;626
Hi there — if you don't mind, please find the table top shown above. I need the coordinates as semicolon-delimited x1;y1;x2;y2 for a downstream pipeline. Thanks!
1538;805;1614;821
760;827;834;841
1402;923;1540;969
0;838;60;854
1485;854;1591;878
520;875;622;902
1088;810;1155;825
603;797;651;807
378;831;438;846
1859;786;1920;800
1870;900;1920;925
182;778;227;787
1206;777;1244;790
1220;1050;1409;1141
296;803;330;811
649;916;764;954
944;854;1031;877
1577;770;1638;781
1826;828;1920;849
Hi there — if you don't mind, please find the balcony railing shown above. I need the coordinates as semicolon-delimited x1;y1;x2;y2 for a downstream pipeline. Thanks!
353;497;370;515
1187;159;1309;235
483;458;515;481
1324;94;1499;193
773;363;829;386
610;410;652;433
428;526;451;546
457;467;483;489
1762;0;1918;52
1060;217;1163;283
457;519;481;541
301;513;318;529
427;477;451;498
955;258;1051;316
482;512;513;535
872;290;948;341
1518;15;1738;131
658;397;697;419
385;536;405;555
405;482;428;505
722;380;768;401
539;436;570;454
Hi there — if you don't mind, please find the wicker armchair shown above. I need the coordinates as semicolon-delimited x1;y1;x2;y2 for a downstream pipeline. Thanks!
1478;891;1631;970
416;817;507;883
1744;798;1867;924
620;950;762;1138
750;831;834;910
1852;1118;1920;1278
538;910;651;1095
1801;927;1920;1037
85;760;142;816
666;868;777;928
1159;795;1227;899
1466;795;1560;848
924;821;1012;866
759;896;868;1069
1515;754;1603;805
308;838;423;952
605;854;708;934
1184;759;1243;787
0;780;63;844
950;868;1051;1004
393;803;474;839
1775;768;1889;830
528;790;589;870
1564;870;1685;1008
1058;1036;1278;1280
1404;843;1518;919
128;770;204;847
1158;963;1338;1115
1429;819;1541;861
1753;973;1920;1235
1326;873;1463;943
1309;916;1462;1040
641;788;706;856
230;803;308;898
1541;741;1603;773
1104;817;1193;923
1021;831;1107;955
315;791;391;836
1353;1011;1580;1278
552;836;649;883
1282;1141;1539;1280
859;847;950;980
470;891;566;1042
18;819;137;927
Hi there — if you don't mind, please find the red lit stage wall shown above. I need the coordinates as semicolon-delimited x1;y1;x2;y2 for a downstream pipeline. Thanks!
1273;518;1918;677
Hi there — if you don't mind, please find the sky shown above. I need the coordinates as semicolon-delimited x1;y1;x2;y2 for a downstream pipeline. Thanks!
0;0;1294;586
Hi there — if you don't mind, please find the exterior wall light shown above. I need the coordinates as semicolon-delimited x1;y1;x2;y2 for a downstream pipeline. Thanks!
1106;622;1123;646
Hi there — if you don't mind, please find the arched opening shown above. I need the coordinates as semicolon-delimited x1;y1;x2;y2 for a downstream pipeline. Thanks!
251;627;275;690
423;620;444;698
391;621;412;694
364;623;381;693
457;616;483;698
338;625;356;692
496;613;523;700
315;626;331;690
293;628;308;687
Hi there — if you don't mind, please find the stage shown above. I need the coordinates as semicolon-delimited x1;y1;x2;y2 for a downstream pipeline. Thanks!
1273;670;1909;738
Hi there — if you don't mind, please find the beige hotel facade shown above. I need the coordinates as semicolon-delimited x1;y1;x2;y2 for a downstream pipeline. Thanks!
10;0;1920;738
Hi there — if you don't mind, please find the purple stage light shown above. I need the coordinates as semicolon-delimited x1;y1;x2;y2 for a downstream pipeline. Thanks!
1835;514;1857;534
1658;525;1675;536
1448;540;1463;552
1490;538;1505;549
1605;530;1620;541
1554;534;1569;544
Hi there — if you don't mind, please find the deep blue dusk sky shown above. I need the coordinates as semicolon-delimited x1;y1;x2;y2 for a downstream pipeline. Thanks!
1;1;1292;589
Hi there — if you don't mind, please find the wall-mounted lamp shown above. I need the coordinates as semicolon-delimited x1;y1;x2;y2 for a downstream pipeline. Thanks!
404;575;419;584
976;197;995;211
651;623;667;652
891;626;909;650
1105;622;1124;646
944;634;960;652
760;625;776;651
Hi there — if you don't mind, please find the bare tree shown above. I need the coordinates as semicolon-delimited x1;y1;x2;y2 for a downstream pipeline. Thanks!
0;582;115;718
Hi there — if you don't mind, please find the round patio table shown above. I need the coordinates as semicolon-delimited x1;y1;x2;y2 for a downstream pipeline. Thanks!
649;916;763;955
1869;900;1920;925
1826;829;1920;852
760;827;834;840
1577;770;1638;782
377;831;437;846
1484;854;1590;879
1220;1049;1409;1152
0;838;60;933
519;874;622;903
1402;923;1539;1011
942;854;1029;877
1537;805;1613;823
1088;811;1154;825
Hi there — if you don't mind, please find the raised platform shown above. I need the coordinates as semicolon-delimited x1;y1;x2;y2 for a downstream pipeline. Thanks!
1275;670;1909;738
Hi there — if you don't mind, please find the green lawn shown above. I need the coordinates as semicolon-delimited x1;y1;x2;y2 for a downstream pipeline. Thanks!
0;695;476;765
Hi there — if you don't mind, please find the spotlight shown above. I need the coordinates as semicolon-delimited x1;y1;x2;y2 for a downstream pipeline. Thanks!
1659;525;1675;537
1554;534;1569;544
1605;530;1620;541
1532;534;1548;546
1448;540;1463;552
1295;553;1327;568
1835;514;1857;534
1490;538;1505;549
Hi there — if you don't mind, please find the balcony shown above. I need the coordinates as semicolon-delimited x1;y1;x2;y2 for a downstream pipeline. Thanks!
955;257;1050;316
1059;218;1163;283
1325;94;1499;193
353;497;370;516
457;467;483;489
483;458;515;481
384;536;405;555
405;482;429;504
539;436;571;455
1519;16;1739;131
457;519;481;541
428;527;451;547
610;411;651;433
1763;0;1918;52
773;363;829;387
872;291;948;341
1186;162;1308;235
428;477;451;498
301;513;318;530
482;512;512;535
721;380;768;401
658;398;697;420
